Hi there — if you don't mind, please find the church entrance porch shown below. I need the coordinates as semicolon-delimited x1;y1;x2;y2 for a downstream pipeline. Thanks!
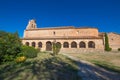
46;41;52;51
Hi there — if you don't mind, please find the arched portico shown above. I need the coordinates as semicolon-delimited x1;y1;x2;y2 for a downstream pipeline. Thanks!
88;41;95;48
79;41;86;48
32;42;36;47
46;41;52;51
25;42;29;46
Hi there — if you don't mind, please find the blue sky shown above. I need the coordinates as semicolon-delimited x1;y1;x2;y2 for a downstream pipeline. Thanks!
0;0;120;37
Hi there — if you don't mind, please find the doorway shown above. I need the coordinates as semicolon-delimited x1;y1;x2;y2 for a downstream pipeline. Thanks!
46;41;52;51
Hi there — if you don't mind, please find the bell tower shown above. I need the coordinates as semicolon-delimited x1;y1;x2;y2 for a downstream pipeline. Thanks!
26;19;37;29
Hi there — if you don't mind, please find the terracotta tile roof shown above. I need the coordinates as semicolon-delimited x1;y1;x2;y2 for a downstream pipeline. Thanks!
22;36;103;40
108;32;120;35
99;33;105;37
26;26;98;31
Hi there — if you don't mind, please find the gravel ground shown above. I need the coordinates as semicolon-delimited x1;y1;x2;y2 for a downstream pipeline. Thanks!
62;53;120;80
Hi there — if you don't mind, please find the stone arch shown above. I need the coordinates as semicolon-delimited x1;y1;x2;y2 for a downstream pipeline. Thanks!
63;42;69;48
25;42;29;46
79;41;86;48
32;42;36;47
46;41;52;51
38;42;42;48
71;41;77;48
88;41;95;48
56;42;61;48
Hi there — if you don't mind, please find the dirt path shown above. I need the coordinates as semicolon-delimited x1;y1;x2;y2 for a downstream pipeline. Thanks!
62;53;120;80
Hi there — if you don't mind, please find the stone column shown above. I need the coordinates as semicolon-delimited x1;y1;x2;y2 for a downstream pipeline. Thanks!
42;42;46;51
85;41;88;49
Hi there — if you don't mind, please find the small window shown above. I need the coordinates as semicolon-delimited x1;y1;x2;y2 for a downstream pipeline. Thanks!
53;31;55;35
111;38;113;40
77;31;79;34
31;24;33;28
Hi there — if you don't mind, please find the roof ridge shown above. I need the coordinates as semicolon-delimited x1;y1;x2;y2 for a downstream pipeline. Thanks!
39;26;75;29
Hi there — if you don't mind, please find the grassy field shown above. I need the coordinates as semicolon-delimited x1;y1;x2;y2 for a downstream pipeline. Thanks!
0;52;81;80
66;51;120;73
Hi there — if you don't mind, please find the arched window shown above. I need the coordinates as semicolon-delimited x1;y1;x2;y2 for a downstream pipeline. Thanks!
25;42;29;46
79;41;86;48
71;41;77;48
63;42;69;48
56;42;61;48
32;42;36;47
88;41;95;48
38;42;42;48
46;41;52;51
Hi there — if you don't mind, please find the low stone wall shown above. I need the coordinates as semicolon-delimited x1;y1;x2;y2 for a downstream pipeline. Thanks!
108;33;120;50
59;48;104;54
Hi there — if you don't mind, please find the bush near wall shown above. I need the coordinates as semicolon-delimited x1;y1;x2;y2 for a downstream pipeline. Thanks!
52;42;61;56
118;48;120;51
21;46;39;58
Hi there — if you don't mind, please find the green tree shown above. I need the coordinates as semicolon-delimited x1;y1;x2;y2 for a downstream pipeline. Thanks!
0;31;22;63
104;33;112;51
52;42;61;56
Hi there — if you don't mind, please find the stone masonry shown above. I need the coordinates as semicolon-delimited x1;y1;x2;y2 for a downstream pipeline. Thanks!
22;19;120;52
108;32;120;50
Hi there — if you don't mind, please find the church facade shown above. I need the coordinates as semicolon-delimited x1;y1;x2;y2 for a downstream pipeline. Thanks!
22;20;120;53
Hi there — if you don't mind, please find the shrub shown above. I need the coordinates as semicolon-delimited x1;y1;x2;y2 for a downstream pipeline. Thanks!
106;47;112;51
15;56;26;63
52;42;61;56
0;31;22;64
107;47;112;51
21;46;39;58
118;48;120;51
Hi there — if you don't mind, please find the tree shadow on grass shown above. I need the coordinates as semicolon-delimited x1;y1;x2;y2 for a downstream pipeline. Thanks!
0;56;81;80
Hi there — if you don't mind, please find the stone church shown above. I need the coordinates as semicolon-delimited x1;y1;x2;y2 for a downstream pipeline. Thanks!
22;19;120;53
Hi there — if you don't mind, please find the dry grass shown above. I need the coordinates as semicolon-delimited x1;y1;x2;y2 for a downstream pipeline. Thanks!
0;52;81;80
66;51;120;73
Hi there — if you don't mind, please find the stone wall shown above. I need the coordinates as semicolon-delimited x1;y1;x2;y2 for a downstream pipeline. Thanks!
22;19;104;53
22;38;104;52
24;20;99;38
22;19;120;52
108;33;120;50
24;28;99;38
